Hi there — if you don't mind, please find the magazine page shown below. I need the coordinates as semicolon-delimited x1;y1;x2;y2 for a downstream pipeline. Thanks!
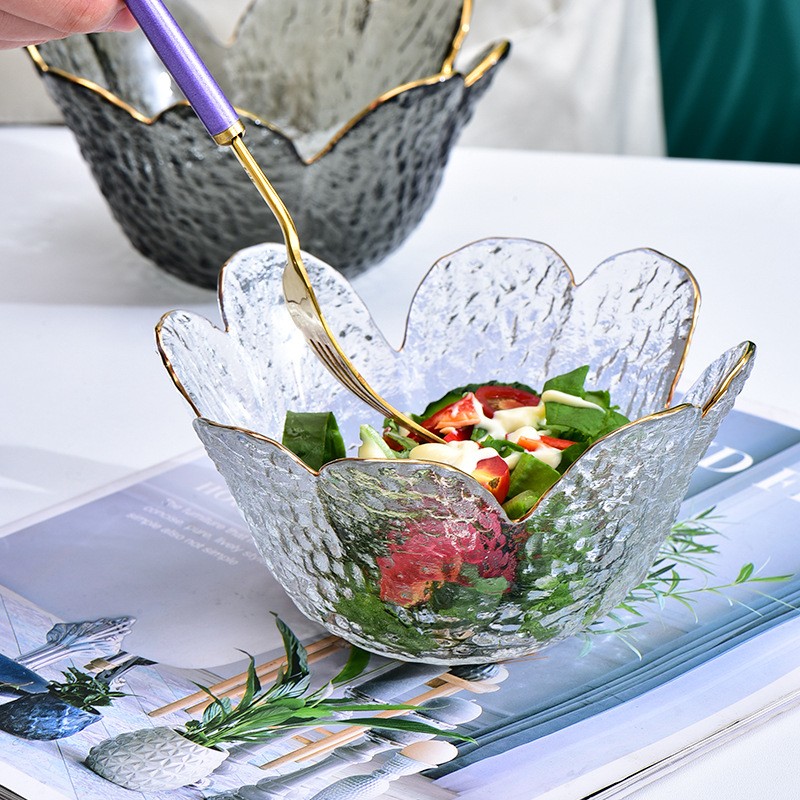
440;618;800;800
0;408;798;799
0;458;326;670
436;427;800;796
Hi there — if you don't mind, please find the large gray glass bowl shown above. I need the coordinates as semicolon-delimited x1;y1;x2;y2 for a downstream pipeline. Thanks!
156;239;754;663
28;0;508;287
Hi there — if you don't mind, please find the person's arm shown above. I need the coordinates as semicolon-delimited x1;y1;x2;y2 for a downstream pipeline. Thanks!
0;0;137;49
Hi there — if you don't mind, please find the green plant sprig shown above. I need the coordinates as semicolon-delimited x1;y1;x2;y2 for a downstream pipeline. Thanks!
48;667;127;712
180;617;471;749
584;507;793;656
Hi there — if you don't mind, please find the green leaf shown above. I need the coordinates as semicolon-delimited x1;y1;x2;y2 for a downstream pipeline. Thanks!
271;616;310;698
334;716;474;742
501;489;542;520
313;701;419;712
545;403;607;439
556;441;589;473
383;430;417;456
193;683;232;713
734;563;755;584
201;698;226;726
237;655;261;711
46;668;128;711
542;365;589;397
282;411;346;470
270;696;307;710
595;409;630;437
506;452;561;500
584;389;611;409
472;432;526;458
332;646;371;685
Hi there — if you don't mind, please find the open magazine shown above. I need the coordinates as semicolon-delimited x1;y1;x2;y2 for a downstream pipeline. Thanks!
0;407;799;799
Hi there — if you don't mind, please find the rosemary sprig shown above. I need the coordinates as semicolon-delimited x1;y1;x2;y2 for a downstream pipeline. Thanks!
585;507;793;656
180;617;472;749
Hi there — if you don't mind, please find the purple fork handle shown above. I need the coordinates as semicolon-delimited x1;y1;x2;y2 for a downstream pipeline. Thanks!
124;0;241;140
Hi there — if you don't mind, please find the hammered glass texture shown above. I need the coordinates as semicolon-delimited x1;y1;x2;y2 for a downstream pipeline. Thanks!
158;241;755;663
85;726;228;791
159;240;700;448
32;0;506;287
229;0;466;151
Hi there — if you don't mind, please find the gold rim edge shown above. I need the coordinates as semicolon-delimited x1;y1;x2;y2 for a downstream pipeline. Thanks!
156;241;730;526
155;312;203;419
193;402;702;526
154;239;248;420
442;0;472;74
700;341;756;417
396;240;700;412
26;6;504;166
648;249;702;408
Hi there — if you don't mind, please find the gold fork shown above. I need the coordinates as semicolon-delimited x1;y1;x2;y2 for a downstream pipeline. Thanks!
125;0;444;444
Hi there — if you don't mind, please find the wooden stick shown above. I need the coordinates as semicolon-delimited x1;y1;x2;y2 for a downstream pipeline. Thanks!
257;667;510;770
257;676;487;770
148;634;341;717
435;668;507;694
185;642;343;715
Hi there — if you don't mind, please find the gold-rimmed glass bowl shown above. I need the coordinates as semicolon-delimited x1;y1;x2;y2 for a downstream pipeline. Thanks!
156;239;754;663
28;0;508;287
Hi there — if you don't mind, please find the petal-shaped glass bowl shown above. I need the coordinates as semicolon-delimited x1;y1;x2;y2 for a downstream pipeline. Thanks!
157;239;754;663
27;0;508;287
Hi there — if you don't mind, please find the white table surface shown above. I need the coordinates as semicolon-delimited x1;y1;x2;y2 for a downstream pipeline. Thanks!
1;126;800;798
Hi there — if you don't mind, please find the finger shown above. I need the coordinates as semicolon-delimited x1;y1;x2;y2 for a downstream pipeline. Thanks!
105;8;138;32
0;10;63;47
1;0;133;37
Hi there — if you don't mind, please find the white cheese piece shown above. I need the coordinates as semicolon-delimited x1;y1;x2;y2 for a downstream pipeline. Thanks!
473;403;544;439
493;404;546;432
358;439;387;459
529;444;562;470
409;440;500;475
505;426;562;469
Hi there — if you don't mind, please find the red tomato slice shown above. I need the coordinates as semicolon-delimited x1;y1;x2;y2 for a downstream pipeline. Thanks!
383;434;405;452
423;393;482;433
471;455;510;502
443;427;474;442
475;385;539;418
540;434;577;450
518;434;576;451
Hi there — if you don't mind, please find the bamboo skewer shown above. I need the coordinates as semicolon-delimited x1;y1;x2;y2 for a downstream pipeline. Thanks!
257;682;461;770
257;668;507;770
150;626;510;775
434;670;506;694
148;634;342;717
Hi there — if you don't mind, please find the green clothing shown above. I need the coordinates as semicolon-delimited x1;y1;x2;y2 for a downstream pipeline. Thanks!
656;0;800;163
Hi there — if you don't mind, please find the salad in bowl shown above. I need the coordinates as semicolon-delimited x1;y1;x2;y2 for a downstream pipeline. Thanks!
156;239;754;663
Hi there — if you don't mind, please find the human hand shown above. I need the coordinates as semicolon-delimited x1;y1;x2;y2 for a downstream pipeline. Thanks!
1;0;137;49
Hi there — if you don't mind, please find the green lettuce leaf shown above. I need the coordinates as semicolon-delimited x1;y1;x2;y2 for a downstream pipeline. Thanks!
507;452;562;498
542;366;589;397
282;411;346;470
